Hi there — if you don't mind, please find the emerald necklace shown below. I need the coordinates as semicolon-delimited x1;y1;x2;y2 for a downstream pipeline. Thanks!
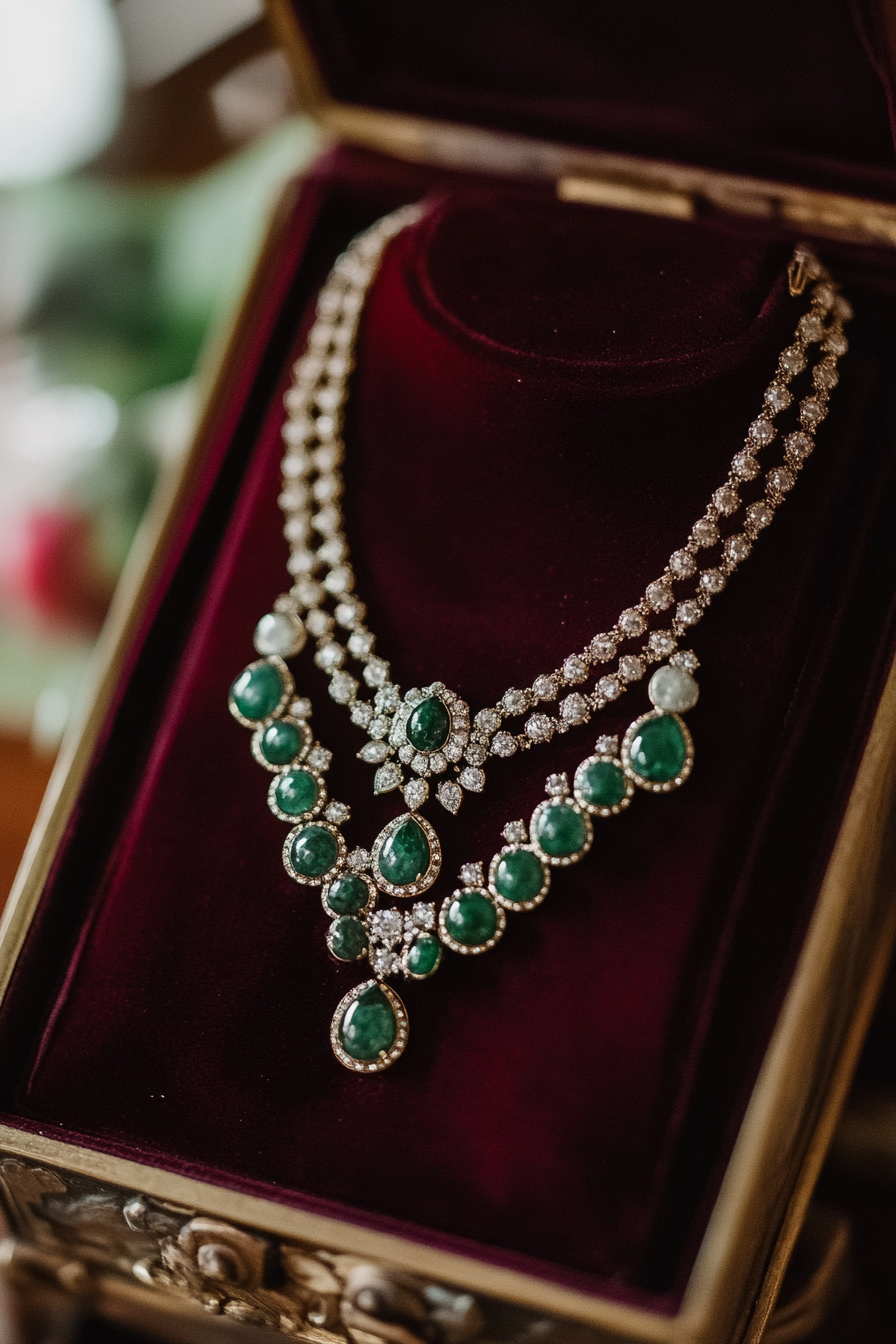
228;204;852;1072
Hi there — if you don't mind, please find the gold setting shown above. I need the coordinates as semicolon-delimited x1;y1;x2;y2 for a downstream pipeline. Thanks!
250;716;313;773
528;800;594;867
573;753;635;816
321;867;376;917
266;763;327;823
227;656;293;729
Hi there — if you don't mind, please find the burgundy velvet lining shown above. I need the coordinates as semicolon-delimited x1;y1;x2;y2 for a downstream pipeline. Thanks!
292;0;896;196
3;154;896;1315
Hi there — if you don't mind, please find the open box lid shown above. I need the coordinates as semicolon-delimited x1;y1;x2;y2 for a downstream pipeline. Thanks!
269;0;896;244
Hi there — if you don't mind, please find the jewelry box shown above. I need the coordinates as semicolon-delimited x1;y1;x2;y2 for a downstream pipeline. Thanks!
3;3;896;1342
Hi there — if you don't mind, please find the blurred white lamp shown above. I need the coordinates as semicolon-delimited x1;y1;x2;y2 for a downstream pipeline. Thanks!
0;0;124;183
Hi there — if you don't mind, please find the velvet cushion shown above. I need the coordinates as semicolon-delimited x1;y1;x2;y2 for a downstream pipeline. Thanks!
3;154;896;1316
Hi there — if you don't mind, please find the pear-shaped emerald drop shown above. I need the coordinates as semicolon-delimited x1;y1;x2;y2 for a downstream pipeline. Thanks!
407;697;450;752
377;817;431;887
338;984;397;1061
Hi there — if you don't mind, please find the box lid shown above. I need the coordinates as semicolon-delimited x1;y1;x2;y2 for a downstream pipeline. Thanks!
272;0;896;202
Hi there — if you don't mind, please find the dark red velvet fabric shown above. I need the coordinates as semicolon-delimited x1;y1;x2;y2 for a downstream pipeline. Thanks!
3;153;896;1316
293;0;896;196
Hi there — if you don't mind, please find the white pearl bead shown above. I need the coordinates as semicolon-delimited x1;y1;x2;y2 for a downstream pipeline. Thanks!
253;612;305;658
648;665;699;713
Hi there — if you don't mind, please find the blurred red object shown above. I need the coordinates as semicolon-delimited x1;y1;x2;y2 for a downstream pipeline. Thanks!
0;507;113;635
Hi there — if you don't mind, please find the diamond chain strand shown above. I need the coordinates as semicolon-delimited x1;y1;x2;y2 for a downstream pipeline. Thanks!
265;208;851;812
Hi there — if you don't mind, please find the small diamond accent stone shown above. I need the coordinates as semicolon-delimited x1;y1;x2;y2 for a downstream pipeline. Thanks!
503;820;527;844
646;581;673;611
459;766;485;791
502;688;529;715
351;702;373;728
411;753;430;775
375;686;400;713
412;902;436;929
363;658;389;687
649;664;699;713
294;579;324;607
317;538;346;565
691;518;719;548
491;732;518;757
619;608;646;636
403;779;429;809
769;466;795;494
305;609;333;637
675;600;702;627
671;650;699;672
785;431;813;461
813;283;835;312
525;713;555;742
833;296;853;322
533;674;559;701
714;485;739;515
329;671;357;703
430;752;447;773
590;634;617;661
347;629;375;656
546;773;569;796
670;550;696;579
746;502;774;531
824;331;848;357
326;801;350;823
443;735;465;762
560;692;589;724
800;398;827;428
597;675;621;701
290;697;312;718
619;654;644;681
437;781;462;813
335;597;364;627
358;740;390;763
748;418;776;447
460;862;484;886
316;642;344;670
780;346;807;375
464;742;487;766
368;715;390;739
475;709;502;732
733;452;759;481
371;949;401;976
405;687;424;705
765;384;792;413
595;735;618;755
374;763;402;793
724;534;752;565
308;745;332;770
398;743;414;764
648;630;676;657
798;312;824;342
370;909;403;946
563;655;589;683
348;847;370;870
813;362;838;391
699;568;726;594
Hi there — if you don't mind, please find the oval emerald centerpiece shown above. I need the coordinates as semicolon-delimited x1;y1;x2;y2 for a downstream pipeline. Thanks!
407;697;450;752
230;661;283;721
338;984;398;1061
628;714;688;783
407;933;442;977
290;825;339;879
377;816;431;887
534;802;589;858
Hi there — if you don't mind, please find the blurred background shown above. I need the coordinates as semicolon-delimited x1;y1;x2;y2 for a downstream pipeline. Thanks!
0;0;318;899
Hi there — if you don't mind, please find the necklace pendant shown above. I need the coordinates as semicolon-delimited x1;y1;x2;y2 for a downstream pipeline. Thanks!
331;980;409;1072
371;811;442;897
